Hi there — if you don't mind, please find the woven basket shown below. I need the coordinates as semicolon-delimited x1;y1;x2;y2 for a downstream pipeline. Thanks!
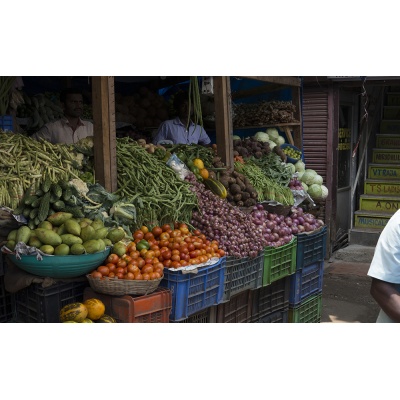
86;274;163;296
260;201;292;217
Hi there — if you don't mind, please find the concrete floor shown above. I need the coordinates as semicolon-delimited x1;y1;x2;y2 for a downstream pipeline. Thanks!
321;260;380;323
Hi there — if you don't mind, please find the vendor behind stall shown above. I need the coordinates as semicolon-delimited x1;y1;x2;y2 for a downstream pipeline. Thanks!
152;91;211;146
31;88;93;145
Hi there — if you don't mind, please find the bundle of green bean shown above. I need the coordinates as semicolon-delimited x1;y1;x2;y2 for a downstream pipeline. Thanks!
0;133;81;210
0;77;15;115
188;76;203;129
115;137;198;228
247;152;293;186
234;161;294;206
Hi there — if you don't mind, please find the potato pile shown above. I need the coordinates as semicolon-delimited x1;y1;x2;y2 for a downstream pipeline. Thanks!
210;156;258;208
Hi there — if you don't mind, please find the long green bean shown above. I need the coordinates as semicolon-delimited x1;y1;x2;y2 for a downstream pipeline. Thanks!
114;137;198;228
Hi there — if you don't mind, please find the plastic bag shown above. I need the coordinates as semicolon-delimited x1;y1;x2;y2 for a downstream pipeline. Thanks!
166;153;191;180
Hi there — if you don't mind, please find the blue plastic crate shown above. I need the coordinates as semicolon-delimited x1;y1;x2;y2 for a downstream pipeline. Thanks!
256;309;289;323
289;261;324;306
0;115;14;133
160;257;226;322
295;225;327;271
222;252;264;302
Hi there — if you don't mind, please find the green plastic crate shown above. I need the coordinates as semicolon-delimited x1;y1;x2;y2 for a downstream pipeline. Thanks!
263;237;297;286
288;293;322;323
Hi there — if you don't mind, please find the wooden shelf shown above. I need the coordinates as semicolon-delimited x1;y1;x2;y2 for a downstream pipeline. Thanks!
233;122;301;130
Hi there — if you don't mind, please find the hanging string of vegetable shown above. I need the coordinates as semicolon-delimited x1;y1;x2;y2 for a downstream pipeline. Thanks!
187;77;203;130
0;77;16;115
114;137;198;228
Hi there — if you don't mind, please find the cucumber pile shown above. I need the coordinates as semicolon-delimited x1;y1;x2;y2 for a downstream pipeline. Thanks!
14;176;84;230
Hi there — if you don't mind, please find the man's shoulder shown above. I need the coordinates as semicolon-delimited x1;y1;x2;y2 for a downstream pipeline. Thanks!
80;119;94;127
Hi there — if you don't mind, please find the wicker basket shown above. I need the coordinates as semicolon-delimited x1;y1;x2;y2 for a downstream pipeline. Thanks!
260;201;292;216
86;274;163;296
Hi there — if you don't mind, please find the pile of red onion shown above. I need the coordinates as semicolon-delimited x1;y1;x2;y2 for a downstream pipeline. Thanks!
186;173;265;258
288;206;324;233
250;204;325;248
250;204;293;248
288;178;304;190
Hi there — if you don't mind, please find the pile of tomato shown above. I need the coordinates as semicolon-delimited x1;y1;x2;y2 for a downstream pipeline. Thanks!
90;223;225;281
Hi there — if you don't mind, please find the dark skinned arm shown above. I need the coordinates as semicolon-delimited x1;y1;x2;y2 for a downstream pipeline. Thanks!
370;278;400;322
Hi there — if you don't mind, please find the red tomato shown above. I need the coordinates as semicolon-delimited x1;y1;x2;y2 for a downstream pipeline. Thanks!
107;254;119;264
152;226;163;238
97;266;110;277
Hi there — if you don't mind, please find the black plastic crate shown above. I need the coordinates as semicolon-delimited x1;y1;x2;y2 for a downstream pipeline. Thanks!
256;309;289;323
222;252;264;302
295;225;327;271
14;280;89;323
0;253;5;276
251;276;290;322
172;306;217;323
216;290;253;323
289;261;324;306
0;275;13;323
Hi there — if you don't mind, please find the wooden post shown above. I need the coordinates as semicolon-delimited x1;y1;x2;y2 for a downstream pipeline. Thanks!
91;77;117;193
213;76;233;167
291;86;303;149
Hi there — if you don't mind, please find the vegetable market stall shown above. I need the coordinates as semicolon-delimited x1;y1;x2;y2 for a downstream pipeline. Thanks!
0;76;328;323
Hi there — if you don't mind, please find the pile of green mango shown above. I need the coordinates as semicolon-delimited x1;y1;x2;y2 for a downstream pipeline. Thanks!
6;211;127;256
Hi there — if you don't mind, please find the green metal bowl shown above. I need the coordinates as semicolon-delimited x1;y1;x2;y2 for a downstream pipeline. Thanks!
7;248;111;279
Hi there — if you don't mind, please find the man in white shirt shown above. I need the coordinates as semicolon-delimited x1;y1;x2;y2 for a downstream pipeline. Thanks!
368;209;400;322
31;88;93;144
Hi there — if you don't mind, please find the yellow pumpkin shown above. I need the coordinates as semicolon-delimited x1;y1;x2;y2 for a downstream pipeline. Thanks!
83;298;105;321
60;302;88;323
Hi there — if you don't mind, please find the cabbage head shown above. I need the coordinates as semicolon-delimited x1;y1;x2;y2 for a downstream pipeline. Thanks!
295;160;305;173
267;140;276;150
320;185;329;199
275;136;285;146
266;128;279;141
313;174;323;185
286;163;296;174
308;183;323;200
301;170;317;186
254;132;269;142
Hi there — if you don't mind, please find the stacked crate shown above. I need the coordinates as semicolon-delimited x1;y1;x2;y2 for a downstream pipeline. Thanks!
160;256;226;322
251;236;297;323
83;287;172;323
288;226;327;323
14;280;89;323
0;254;14;323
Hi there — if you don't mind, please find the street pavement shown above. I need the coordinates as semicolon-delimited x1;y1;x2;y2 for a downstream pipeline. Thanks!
321;260;380;323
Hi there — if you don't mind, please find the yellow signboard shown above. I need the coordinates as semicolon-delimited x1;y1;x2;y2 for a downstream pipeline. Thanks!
338;128;351;151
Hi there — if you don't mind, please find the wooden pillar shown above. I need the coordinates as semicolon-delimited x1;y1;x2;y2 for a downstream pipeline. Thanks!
213;76;233;168
291;86;303;149
91;77;117;193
